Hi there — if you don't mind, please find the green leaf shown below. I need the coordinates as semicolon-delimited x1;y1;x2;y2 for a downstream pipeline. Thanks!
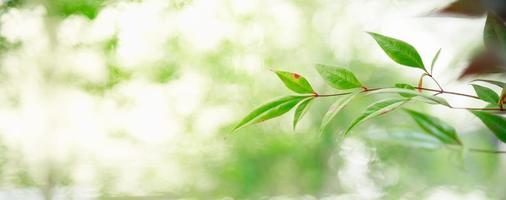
233;96;306;132
394;83;417;98
274;70;315;94
368;131;443;149
368;88;450;107
473;80;506;105
368;32;425;70
484;12;506;53
471;111;506;143
344;98;407;135
293;97;314;129
472;79;506;88
320;90;361;131
404;109;462;145
471;84;500;104
430;48;441;74
315;64;362;90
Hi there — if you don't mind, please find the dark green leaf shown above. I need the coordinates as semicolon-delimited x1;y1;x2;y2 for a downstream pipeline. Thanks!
315;64;362;90
473;80;506;105
368;32;425;70
368;88;450;107
293;97;314;129
484;12;506;53
320;90;361;131
274;70;315;94
430;48;441;74
344;98;407;135
233;96;305;132
394;83;417;98
471;84;500;104
404;109;462;145
471;111;506;143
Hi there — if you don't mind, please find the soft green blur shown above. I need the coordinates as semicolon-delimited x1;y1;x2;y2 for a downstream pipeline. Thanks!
0;0;504;199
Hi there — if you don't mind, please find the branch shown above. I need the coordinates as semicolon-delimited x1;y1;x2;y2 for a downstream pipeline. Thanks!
468;148;506;154
315;87;480;99
313;87;504;112
415;87;480;99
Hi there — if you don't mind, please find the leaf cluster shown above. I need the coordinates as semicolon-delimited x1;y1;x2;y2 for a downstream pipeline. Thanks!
234;19;506;154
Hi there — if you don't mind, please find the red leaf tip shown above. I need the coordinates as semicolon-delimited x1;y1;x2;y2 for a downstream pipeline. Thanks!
292;73;301;79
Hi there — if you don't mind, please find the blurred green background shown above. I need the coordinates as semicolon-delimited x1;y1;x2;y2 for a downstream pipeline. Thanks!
0;0;505;199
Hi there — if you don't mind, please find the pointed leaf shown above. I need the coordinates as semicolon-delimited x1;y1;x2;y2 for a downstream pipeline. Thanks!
233;96;305;132
321;90;361;131
473;79;506;105
368;88;450;107
404;109;462;145
344;98;407;135
293;97;314;129
471;111;506;143
484;12;506;53
274;70;315;94
368;131;443;149
315;64;362;90
430;48;441;74
472;79;506;88
368;32;425;70
471;84;500;104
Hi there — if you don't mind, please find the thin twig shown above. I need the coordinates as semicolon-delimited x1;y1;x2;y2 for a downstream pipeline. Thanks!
316;87;480;99
446;145;506;154
415;87;480;99
468;148;506;154
427;74;444;94
314;87;503;112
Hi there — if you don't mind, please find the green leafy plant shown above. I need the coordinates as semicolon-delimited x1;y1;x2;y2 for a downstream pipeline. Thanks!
234;17;506;154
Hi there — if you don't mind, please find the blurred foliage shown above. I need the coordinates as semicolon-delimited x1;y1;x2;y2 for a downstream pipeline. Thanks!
0;0;504;199
44;0;105;19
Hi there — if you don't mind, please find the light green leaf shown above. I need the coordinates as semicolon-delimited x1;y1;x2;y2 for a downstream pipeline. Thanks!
484;12;506;53
274;70;315;94
471;84;500;104
471;111;506;143
368;88;450;107
233;96;305;132
430;48;441;74
293;97;314;129
368;32;425;70
315;64;362;90
394;83;417;98
404;109;462;145
368;131;443;149
320;90;361;131
344;98;407;135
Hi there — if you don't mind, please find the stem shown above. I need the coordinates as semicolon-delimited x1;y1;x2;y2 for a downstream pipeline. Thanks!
450;107;504;111
315;93;351;97
415;87;480;99
427;74;444;94
446;145;506;154
468;148;506;154
316;87;480;99
314;87;504;112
